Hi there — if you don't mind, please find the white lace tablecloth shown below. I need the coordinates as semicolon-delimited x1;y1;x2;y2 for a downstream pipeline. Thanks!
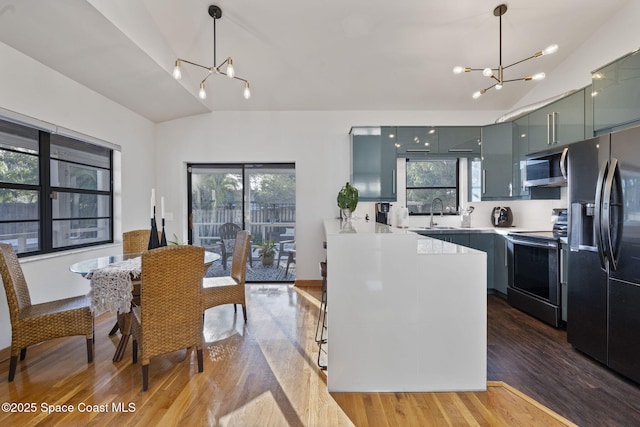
86;257;141;315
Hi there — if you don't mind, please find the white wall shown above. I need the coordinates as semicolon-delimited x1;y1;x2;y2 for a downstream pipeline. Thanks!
0;42;156;349
154;110;501;283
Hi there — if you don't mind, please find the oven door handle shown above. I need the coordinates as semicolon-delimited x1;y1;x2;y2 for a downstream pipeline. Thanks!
507;237;558;249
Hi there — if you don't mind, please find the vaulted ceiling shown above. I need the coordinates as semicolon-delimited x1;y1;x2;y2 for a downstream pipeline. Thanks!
0;0;630;122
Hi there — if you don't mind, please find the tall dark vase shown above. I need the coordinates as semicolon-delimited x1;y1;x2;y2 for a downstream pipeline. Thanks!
160;218;167;247
148;216;161;250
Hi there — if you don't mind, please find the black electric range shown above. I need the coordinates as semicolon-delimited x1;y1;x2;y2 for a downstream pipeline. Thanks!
505;229;564;328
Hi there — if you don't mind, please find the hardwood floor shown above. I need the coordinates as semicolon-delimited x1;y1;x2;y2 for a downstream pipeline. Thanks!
0;285;634;426
487;295;640;427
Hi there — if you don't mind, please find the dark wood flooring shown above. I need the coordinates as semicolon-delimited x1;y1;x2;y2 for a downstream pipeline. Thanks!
488;294;640;427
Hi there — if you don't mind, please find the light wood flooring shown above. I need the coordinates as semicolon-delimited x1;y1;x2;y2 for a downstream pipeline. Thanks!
0;285;583;426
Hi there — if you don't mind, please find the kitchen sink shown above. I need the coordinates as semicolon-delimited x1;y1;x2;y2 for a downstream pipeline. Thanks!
412;226;457;230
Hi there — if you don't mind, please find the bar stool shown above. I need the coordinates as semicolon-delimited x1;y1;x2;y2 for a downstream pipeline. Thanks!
315;261;328;370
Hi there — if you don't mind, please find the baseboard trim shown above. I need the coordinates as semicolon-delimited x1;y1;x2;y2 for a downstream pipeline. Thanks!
294;279;322;287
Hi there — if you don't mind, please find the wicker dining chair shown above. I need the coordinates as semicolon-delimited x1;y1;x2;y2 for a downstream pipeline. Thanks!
0;243;93;382
131;245;205;391
123;229;152;254
203;230;250;322
108;229;152;337
218;222;241;270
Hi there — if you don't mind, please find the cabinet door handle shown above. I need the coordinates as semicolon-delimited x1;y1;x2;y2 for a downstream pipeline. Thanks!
547;113;552;145
392;169;396;194
560;247;565;282
552;112;558;144
482;169;486;194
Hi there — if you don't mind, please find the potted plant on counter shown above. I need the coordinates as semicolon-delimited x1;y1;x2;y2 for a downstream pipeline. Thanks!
257;240;277;266
337;182;359;219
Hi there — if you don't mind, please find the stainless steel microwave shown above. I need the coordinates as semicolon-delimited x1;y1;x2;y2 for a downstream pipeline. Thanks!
524;147;568;187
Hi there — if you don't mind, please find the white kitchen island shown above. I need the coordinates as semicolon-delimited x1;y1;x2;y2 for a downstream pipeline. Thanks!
323;218;487;392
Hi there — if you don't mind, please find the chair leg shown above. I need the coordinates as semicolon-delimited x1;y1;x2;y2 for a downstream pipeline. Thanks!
108;321;120;336
142;364;149;391
86;338;93;363
19;348;27;360
8;355;18;382
132;340;138;364
242;305;247;323
233;304;237;313
197;348;203;373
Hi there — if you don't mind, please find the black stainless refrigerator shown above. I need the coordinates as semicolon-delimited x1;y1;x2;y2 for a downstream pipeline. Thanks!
567;125;640;383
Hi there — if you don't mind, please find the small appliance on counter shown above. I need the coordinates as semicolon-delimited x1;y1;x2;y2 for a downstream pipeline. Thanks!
375;202;391;225
491;206;513;227
460;206;474;228
395;206;409;228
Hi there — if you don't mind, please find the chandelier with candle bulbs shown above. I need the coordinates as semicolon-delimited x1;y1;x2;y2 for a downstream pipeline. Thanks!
453;4;558;99
172;5;250;101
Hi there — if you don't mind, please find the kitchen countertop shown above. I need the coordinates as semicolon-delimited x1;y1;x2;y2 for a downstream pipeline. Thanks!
409;226;539;236
324;217;539;236
324;218;483;255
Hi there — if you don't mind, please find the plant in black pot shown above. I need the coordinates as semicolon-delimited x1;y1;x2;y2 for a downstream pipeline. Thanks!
257;240;277;266
337;182;359;219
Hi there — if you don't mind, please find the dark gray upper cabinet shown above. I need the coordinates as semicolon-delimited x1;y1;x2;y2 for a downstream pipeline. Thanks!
350;126;397;202
396;126;439;155
593;50;640;133
585;84;594;138
481;122;513;200
528;89;585;154
511;116;530;198
438;127;482;155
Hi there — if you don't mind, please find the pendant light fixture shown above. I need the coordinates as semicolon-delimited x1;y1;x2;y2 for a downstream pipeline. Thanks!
453;4;558;99
172;5;251;101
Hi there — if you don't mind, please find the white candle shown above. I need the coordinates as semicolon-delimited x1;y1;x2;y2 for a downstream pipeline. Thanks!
161;196;165;219
150;188;155;218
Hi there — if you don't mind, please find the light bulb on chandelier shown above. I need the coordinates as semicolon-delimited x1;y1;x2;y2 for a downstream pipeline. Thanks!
199;82;207;100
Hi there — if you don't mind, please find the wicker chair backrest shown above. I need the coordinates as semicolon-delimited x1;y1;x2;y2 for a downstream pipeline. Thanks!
0;243;32;320
230;230;251;284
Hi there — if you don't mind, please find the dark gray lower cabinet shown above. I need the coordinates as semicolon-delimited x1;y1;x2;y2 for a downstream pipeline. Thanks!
421;231;508;293
469;234;494;291
492;235;508;294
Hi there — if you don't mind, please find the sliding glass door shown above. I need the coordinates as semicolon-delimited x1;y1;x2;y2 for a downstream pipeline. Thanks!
188;163;296;282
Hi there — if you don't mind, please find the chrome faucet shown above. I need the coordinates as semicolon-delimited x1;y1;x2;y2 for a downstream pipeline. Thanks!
429;197;444;227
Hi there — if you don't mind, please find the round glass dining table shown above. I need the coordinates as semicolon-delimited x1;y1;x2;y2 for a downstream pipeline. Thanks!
70;251;220;275
69;249;220;362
